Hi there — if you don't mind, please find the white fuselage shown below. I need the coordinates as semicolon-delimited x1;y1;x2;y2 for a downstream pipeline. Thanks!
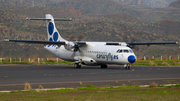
44;42;136;65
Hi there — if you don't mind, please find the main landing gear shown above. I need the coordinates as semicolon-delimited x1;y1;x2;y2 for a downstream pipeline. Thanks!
74;63;81;69
101;64;107;69
124;64;131;70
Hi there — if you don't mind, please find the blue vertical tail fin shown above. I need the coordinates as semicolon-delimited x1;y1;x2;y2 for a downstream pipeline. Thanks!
26;14;72;42
45;14;66;42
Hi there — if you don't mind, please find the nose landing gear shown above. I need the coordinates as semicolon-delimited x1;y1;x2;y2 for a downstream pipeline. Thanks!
74;63;81;69
101;64;107;69
124;64;130;70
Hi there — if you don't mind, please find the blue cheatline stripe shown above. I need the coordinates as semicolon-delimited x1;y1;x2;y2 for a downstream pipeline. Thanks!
48;22;54;35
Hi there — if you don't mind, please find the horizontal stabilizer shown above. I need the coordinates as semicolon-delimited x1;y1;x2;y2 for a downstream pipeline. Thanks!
3;39;66;45
26;18;72;21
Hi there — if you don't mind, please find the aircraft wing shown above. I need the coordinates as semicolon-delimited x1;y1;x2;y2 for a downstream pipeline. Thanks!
127;42;178;45
2;39;87;47
3;39;66;45
106;42;178;47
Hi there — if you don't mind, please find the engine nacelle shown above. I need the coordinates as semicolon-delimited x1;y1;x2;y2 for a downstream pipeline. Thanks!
64;42;74;51
81;57;97;65
120;42;128;47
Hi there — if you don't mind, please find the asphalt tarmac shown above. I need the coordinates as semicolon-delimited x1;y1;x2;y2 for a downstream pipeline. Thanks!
0;64;180;91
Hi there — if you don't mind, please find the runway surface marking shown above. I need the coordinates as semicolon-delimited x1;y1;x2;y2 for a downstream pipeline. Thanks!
0;77;180;86
0;64;180;88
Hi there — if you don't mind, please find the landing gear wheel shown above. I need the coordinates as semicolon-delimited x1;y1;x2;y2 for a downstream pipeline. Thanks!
101;64;107;69
127;66;130;70
74;63;81;69
125;64;130;70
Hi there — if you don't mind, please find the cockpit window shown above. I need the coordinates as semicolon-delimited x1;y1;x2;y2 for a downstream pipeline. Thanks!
123;50;129;53
117;49;133;53
129;49;133;53
116;49;120;53
116;49;123;53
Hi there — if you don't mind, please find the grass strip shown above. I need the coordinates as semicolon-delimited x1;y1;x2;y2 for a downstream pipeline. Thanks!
0;84;180;101
1;59;180;66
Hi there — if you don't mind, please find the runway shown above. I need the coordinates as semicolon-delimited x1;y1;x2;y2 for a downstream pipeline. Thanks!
0;64;180;90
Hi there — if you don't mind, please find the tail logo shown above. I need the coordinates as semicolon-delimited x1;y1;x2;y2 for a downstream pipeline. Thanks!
48;22;59;42
48;22;54;35
53;32;58;42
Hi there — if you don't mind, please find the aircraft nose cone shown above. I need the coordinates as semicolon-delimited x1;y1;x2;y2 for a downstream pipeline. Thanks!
128;55;136;63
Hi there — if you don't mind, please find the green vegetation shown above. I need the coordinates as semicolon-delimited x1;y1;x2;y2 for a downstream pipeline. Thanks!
0;58;73;65
0;58;180;66
0;83;180;101
38;85;44;89
133;60;180;66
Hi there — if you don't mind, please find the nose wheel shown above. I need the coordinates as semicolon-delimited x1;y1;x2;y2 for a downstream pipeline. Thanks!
124;64;130;70
74;63;81;69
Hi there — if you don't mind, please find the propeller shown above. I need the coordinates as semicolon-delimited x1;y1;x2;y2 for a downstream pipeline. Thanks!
67;33;85;52
66;33;85;59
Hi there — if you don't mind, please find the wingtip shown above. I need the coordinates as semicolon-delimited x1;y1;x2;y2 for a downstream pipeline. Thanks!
2;39;9;42
26;17;30;20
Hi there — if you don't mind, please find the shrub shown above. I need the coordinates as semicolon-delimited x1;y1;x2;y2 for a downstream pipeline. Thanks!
122;84;126;86
83;84;95;88
162;62;171;67
24;83;32;90
79;82;82;85
38;85;44;89
149;82;158;88
149;61;157;66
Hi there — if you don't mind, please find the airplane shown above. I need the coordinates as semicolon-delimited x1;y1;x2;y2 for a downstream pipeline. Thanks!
3;14;178;69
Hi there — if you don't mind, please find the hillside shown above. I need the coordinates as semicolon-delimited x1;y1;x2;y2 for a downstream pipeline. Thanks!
47;0;180;22
0;0;55;7
140;19;180;36
0;0;176;8
143;0;176;8
115;0;146;6
1;0;180;22
0;5;82;18
0;6;82;58
169;0;180;8
0;1;179;58
48;0;152;20
0;10;52;58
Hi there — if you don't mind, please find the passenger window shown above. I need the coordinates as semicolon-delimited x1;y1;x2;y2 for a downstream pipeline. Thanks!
119;50;122;53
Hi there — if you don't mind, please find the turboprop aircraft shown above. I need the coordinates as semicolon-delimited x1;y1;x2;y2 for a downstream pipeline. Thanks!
3;14;178;69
